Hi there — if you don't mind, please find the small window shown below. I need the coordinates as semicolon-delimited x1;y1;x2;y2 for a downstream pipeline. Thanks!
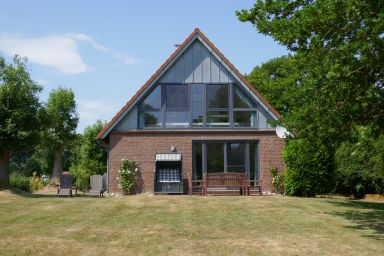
166;84;188;109
206;84;228;108
140;85;161;110
206;111;229;127
233;86;256;108
165;111;189;128
234;111;257;127
139;111;162;128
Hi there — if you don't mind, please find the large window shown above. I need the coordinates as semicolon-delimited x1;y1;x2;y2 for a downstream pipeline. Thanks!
227;143;245;173
138;83;260;129
207;143;224;173
165;111;189;128
206;84;228;108
192;141;260;180
166;84;188;109
191;84;204;127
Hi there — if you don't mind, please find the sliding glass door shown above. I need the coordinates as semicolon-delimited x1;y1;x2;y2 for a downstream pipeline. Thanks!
192;141;259;180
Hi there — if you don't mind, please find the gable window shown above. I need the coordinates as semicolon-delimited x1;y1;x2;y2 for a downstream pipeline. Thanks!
206;84;229;127
233;85;257;128
191;84;204;127
139;85;162;128
138;83;261;129
166;84;188;109
206;84;228;108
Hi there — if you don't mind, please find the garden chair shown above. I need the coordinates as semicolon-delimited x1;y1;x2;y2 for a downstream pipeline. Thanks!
89;175;106;197
187;172;206;196
57;174;74;197
244;178;263;196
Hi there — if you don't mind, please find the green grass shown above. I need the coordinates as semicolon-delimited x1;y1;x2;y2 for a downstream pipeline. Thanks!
0;190;383;256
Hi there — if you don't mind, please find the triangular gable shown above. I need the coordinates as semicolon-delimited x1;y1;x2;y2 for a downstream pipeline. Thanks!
97;28;280;140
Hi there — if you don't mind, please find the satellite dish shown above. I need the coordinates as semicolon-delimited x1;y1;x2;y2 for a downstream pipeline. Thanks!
276;125;290;139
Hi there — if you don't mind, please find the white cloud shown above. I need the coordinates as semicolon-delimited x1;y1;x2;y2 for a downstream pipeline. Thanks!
79;100;115;121
114;53;141;65
0;34;90;74
66;33;109;51
0;33;140;74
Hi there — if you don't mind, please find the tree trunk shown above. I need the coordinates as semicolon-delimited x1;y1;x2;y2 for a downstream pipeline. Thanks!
0;150;11;188
51;147;64;184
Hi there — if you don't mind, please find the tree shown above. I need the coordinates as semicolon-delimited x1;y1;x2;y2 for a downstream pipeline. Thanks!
70;120;107;190
237;0;384;196
45;87;78;183
0;56;42;187
237;0;384;140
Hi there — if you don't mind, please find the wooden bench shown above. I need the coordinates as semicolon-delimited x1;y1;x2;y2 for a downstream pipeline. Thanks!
204;172;246;196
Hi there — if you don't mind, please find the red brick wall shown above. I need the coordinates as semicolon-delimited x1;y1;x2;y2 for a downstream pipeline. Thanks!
108;131;285;194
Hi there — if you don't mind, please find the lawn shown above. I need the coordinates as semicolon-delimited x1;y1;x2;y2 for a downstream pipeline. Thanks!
0;190;383;256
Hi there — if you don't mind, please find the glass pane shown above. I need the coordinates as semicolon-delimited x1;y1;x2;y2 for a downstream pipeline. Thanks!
206;111;229;127
193;142;202;180
227;143;245;166
206;84;228;108
139;111;162;128
192;111;203;127
233;85;256;108
207;143;224;173
140;85;161;110
227;166;245;173
165;111;189;128
234;111;257;127
249;142;260;180
166;84;188;109
191;84;204;127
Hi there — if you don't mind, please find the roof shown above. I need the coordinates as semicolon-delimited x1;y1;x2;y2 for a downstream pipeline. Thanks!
97;28;280;141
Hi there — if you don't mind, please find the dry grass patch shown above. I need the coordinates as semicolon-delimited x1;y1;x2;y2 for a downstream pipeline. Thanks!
0;191;383;255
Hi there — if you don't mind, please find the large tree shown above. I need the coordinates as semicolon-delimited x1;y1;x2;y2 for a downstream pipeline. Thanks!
45;87;78;183
238;0;384;195
0;56;42;187
238;0;384;142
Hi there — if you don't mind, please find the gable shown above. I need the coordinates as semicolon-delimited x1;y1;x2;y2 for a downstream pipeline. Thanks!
159;40;235;84
98;29;279;140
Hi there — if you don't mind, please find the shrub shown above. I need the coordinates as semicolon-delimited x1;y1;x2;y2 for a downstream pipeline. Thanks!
69;164;91;192
118;159;136;195
284;139;333;197
335;128;384;197
271;166;284;194
10;172;30;192
29;172;45;192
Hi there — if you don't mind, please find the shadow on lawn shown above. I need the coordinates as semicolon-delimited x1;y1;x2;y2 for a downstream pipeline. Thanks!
8;188;88;198
325;200;384;240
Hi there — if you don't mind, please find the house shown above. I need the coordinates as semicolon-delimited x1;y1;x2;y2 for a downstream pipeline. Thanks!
97;28;285;194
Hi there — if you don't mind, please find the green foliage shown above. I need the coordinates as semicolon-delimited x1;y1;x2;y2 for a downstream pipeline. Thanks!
29;172;45;192
0;56;43;151
335;127;384;197
69;164;90;192
69;121;107;191
44;87;78;145
238;1;384;196
9;172;30;192
271;166;285;194
284;139;333;197
118;159;136;195
246;55;303;116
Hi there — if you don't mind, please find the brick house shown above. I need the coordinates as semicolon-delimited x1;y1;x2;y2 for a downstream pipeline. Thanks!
97;28;285;194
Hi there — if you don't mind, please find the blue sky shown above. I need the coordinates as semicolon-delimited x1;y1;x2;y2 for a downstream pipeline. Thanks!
0;0;288;132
